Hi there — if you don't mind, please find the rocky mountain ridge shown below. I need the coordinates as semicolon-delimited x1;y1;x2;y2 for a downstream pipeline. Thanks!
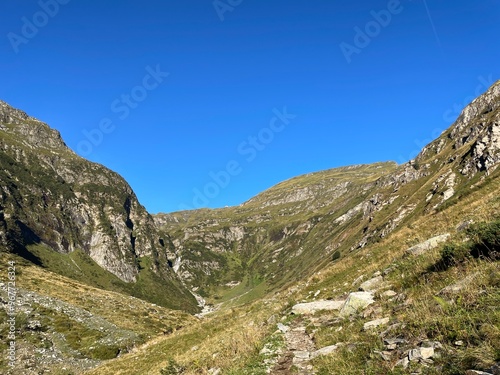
155;80;500;305
0;100;197;311
1;81;499;310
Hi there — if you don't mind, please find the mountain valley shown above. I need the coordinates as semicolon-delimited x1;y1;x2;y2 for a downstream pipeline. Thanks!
1;81;499;374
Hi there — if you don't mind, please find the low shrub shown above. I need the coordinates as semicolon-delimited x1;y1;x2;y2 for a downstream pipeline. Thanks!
466;220;500;260
160;358;185;375
434;220;500;270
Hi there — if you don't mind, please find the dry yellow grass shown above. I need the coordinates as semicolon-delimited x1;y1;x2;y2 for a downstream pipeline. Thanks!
84;299;282;375
3;262;196;337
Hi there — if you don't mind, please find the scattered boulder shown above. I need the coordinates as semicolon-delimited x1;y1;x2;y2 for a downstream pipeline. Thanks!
352;274;366;287
359;276;384;292
374;350;392;361
277;323;290;333
339;292;375;317
363;317;390;331
384;338;406;351
381;290;397;298
421;341;443;350
465;371;494;375
408;347;434;361
397;342;439;368
405;234;450;256
292;300;344;315
396;356;410;369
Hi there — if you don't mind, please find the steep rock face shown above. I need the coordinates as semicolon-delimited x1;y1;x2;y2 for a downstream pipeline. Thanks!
0;100;197;311
0;103;140;281
418;81;500;175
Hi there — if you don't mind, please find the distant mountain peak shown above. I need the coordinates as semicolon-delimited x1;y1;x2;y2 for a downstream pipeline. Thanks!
414;80;500;176
451;79;500;136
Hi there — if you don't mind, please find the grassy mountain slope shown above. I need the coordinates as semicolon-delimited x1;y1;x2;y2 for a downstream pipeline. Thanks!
155;162;399;301
84;170;500;374
0;254;197;374
88;80;500;374
155;80;500;311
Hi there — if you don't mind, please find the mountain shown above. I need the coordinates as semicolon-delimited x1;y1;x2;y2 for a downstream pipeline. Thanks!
90;79;500;375
154;162;399;301
0;100;197;312
0;80;499;375
153;81;500;308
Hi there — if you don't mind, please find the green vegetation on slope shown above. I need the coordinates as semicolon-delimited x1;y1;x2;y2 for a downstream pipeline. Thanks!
25;244;198;313
86;160;500;375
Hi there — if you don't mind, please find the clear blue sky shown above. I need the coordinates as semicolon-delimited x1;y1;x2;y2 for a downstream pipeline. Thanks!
1;1;499;213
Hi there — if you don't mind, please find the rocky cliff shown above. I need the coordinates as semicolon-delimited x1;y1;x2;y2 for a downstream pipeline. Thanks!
0;101;197;311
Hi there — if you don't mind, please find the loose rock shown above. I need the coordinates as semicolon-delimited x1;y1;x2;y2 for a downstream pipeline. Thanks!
359;276;384;292
363;317;390;331
339;292;375;317
405;234;450;256
381;290;398;298
292;300;344;315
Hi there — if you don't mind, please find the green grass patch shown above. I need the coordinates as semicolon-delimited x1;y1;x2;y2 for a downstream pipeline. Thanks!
27;245;198;312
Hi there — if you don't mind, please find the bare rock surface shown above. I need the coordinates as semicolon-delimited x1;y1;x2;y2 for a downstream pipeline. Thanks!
405;234;450;256
292;300;345;315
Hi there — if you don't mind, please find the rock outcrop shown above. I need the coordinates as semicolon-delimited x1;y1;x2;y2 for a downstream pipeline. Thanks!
405;234;451;256
339;292;375;317
0;100;197;311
